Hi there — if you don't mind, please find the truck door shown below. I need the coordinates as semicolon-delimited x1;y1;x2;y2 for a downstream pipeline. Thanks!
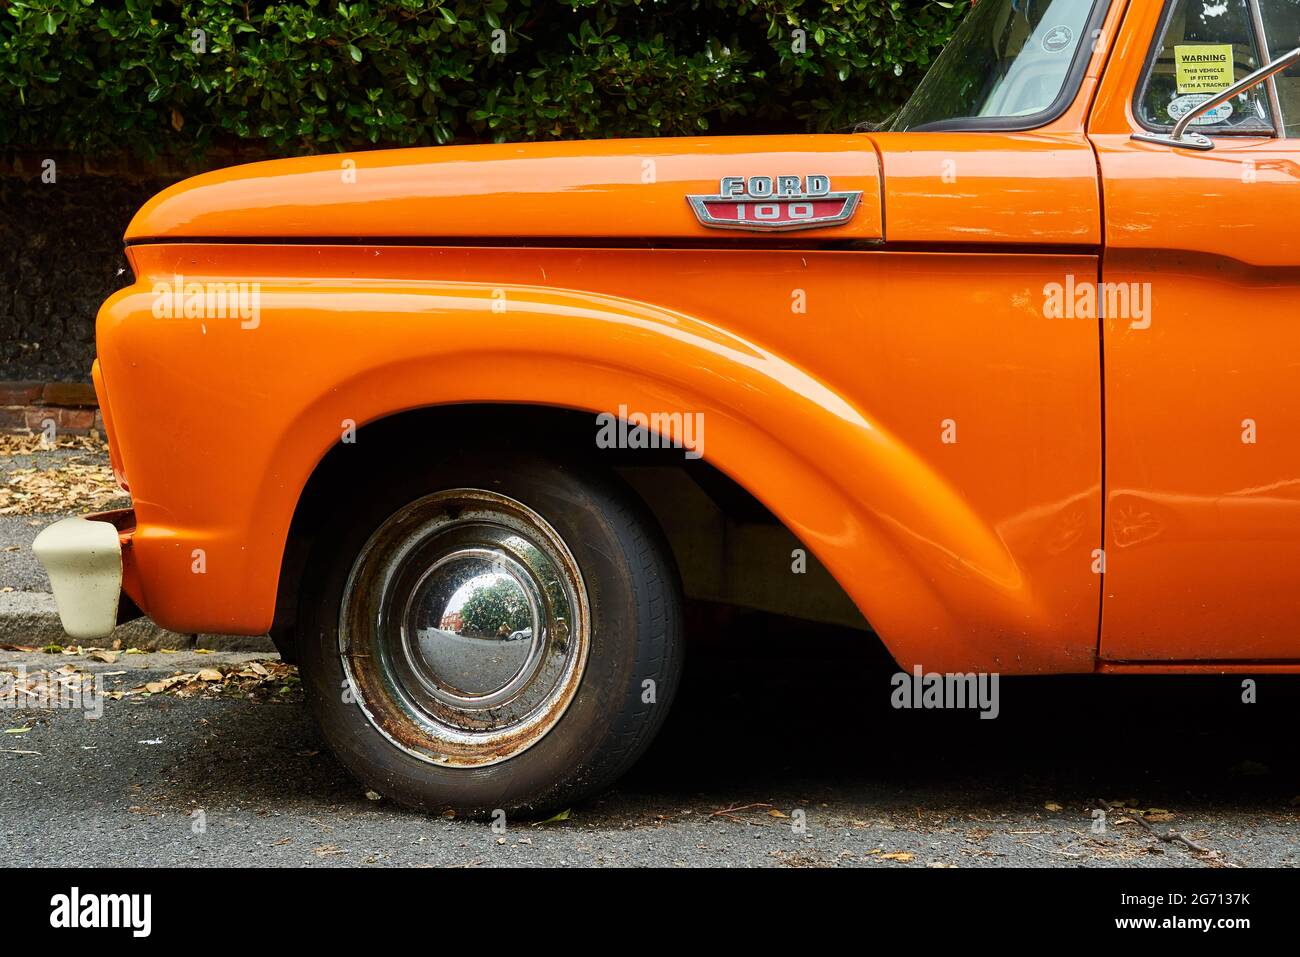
1091;0;1300;661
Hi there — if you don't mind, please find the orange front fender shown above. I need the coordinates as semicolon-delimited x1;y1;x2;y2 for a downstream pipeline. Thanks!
98;244;1096;673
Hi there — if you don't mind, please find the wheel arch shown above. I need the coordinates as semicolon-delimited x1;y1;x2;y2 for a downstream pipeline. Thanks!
247;282;1030;672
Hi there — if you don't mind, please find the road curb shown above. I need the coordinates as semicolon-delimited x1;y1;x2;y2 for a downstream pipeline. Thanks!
0;591;275;652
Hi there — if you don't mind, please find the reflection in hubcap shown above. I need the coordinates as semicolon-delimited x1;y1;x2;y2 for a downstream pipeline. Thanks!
406;550;539;703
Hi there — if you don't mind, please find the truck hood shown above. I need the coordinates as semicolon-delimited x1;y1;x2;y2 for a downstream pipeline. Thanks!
125;135;882;243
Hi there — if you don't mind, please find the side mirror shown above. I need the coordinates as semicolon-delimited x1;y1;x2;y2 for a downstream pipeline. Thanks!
1133;45;1300;151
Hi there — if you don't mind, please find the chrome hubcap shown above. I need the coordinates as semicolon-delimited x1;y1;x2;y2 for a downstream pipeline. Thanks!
339;489;589;767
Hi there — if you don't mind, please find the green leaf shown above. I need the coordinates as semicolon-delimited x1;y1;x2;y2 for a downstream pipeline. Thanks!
0;0;967;159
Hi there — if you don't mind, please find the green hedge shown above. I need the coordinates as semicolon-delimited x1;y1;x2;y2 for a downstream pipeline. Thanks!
1;0;966;158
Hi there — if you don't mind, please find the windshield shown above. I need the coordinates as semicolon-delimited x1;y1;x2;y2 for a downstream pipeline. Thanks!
892;0;1102;131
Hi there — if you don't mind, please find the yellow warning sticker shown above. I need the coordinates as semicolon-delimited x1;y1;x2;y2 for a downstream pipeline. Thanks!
1175;44;1235;93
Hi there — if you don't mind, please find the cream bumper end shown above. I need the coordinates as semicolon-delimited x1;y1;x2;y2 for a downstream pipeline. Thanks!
32;516;123;640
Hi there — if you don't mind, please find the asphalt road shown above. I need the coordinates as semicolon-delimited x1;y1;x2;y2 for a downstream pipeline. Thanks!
0;517;48;591
1;620;1297;868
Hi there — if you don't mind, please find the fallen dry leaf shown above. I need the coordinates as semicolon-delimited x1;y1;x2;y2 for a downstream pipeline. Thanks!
0;432;106;456
129;660;300;700
1044;802;1064;812
0;459;128;516
880;852;914;863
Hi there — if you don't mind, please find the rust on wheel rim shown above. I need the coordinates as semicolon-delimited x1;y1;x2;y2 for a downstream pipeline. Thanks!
339;489;590;768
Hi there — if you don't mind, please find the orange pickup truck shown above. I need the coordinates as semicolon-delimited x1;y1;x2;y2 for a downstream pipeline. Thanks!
33;0;1300;813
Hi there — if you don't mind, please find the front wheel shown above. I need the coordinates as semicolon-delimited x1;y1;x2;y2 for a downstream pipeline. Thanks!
297;454;683;816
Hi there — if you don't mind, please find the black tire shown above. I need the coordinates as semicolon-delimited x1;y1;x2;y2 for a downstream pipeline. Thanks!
297;452;683;817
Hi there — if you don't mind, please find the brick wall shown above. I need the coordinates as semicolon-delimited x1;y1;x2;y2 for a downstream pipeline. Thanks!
0;380;103;434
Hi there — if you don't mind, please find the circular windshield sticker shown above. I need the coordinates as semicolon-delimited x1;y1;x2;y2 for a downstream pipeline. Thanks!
1168;93;1234;126
1042;26;1074;53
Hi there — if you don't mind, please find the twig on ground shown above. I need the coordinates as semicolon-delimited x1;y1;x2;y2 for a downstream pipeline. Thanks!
1096;798;1232;864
